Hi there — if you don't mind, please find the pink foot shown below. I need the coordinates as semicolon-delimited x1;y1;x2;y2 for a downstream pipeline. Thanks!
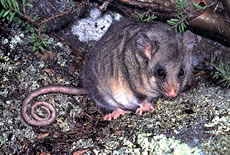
104;108;130;120
136;101;154;115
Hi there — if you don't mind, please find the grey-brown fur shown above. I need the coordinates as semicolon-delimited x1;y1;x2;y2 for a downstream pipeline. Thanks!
22;18;194;126
82;18;193;111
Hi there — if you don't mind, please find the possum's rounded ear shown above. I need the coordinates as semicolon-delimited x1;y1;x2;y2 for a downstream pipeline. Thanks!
136;33;158;59
183;30;197;52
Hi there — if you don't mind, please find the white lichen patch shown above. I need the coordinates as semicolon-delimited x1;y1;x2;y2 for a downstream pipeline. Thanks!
2;38;9;44
137;133;202;155
204;113;230;135
0;98;36;152
9;33;24;49
56;118;71;132
71;8;122;43
55;41;64;48
0;51;15;72
71;138;95;152
91;133;202;154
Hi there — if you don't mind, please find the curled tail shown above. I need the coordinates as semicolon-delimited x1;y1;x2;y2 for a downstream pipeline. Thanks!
21;86;87;126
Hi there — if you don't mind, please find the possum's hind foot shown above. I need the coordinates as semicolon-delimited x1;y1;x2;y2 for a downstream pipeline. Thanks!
136;101;155;115
104;108;130;120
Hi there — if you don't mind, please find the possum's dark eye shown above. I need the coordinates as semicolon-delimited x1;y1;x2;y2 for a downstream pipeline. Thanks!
178;68;185;78
155;65;166;79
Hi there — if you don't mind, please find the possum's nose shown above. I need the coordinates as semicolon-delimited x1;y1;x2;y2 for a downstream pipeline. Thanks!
167;88;177;97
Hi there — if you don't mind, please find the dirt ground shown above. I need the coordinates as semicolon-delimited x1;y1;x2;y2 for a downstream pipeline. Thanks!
1;29;230;155
0;10;230;154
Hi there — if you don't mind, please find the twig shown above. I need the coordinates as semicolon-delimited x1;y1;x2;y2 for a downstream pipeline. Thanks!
99;0;114;11
119;0;173;13
38;2;87;26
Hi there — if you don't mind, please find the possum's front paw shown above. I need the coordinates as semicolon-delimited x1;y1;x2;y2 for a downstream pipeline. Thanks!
104;108;130;120
136;101;155;115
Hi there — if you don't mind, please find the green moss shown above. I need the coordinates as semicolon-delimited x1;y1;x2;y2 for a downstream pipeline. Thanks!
90;133;202;154
202;111;230;154
202;136;230;154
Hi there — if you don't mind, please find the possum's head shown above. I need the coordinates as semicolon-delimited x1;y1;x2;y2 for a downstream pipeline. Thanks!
136;30;194;98
152;52;192;97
